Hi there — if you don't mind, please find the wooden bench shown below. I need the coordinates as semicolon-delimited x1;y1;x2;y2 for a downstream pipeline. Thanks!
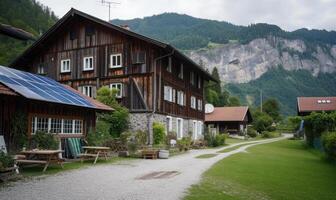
80;146;110;164
142;150;158;159
17;150;64;172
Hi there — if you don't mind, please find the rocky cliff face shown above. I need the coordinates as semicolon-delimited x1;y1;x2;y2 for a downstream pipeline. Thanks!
188;37;336;83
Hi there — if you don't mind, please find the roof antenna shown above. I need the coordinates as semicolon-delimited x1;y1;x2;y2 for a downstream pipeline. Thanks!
98;0;121;21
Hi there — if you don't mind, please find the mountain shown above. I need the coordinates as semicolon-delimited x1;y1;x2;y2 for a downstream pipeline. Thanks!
112;13;336;115
0;0;57;65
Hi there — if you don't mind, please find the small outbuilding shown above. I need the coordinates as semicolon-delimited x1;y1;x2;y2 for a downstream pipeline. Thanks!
297;97;336;116
205;106;252;135
0;65;112;154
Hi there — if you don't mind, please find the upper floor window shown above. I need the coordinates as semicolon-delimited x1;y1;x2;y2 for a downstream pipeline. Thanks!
83;56;94;71
132;51;146;64
85;25;95;36
191;96;196;109
178;63;184;79
109;83;123;98
177;91;185;106
81;85;93;98
37;65;45;75
164;85;173;102
190;71;195;85
197;99;203;111
61;59;70;73
110;54;122;68
70;30;78;40
167;57;172;73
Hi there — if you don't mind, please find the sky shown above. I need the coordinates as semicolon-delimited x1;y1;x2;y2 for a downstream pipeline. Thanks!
37;0;336;31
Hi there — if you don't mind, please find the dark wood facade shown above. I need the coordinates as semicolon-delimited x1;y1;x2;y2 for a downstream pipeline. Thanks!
11;9;214;121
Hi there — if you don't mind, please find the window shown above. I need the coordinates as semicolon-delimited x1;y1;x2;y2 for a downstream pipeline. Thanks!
37;65;45;75
178;63;184;79
192;120;198;140
70;30;78;40
110;54;122;68
61;59;71;73
172;89;176;103
198;76;202;89
167;57;172;72
197;99;203;111
82;85;93;98
164;86;173;102
31;116;83;134
166;116;173;133
109;83;123;98
50;118;62;133
177;91;185;106
176;118;183;139
83;57;93;71
198;121;203;136
85;25;95;36
190;71;195;85
191;96;196;109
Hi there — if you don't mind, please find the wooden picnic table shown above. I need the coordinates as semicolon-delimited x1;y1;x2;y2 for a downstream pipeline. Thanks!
16;150;64;172
80;146;110;164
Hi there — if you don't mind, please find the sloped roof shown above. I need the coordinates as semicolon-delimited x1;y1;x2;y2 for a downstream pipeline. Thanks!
0;65;112;111
205;106;252;122
297;97;336;113
10;8;216;82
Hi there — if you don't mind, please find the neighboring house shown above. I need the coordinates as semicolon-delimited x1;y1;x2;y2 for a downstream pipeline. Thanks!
10;8;215;143
0;65;112;153
205;106;252;135
297;97;336;116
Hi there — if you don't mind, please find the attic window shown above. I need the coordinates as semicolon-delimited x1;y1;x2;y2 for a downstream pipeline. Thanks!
70;30;78;40
317;99;331;104
85;25;95;36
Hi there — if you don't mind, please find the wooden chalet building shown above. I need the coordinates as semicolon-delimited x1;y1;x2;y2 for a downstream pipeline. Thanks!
205;106;252;135
297;97;336;116
0;65;112;154
10;9;216;143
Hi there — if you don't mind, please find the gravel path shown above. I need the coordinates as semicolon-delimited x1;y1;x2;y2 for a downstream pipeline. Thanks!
0;136;289;200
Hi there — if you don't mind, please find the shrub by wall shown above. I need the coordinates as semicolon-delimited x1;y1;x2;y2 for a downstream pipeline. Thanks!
153;122;165;145
322;132;336;160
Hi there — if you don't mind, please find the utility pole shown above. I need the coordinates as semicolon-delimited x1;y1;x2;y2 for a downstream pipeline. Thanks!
98;0;121;21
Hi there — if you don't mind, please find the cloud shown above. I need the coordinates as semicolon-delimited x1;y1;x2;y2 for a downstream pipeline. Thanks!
38;0;336;31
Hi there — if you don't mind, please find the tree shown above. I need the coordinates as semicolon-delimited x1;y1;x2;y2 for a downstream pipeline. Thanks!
263;98;281;122
228;96;241;106
97;86;129;138
253;112;273;133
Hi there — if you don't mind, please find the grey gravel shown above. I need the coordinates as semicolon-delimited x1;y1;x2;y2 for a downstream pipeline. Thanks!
0;136;289;200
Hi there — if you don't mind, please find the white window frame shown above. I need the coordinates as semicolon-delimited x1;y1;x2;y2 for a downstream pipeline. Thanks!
198;121;203;136
83;56;94;71
82;85;93;97
109;83;123;98
61;59;71;73
37;65;45;74
31;116;83;135
177;91;185;106
191;96;196;109
166;116;173;133
110;53;122;68
176;118;183;139
164;85;173;102
197;99;203;111
192;120;198;140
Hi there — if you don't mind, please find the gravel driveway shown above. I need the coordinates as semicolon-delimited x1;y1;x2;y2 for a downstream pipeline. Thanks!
0;136;289;200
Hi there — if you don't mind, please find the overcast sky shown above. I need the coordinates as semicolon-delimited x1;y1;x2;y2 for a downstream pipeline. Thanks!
38;0;336;31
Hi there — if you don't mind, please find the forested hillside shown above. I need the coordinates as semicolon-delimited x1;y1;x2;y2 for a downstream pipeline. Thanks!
0;0;57;65
112;13;336;50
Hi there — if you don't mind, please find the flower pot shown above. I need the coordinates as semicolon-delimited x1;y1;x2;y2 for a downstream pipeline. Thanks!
158;150;169;159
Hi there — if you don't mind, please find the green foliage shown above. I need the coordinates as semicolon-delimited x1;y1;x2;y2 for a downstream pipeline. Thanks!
0;152;14;169
262;98;281;122
153;122;166;145
97;87;129;138
261;131;280;138
205;67;231;106
177;137;192;151
86;120;112;146
166;131;177;145
247;127;258;138
228;96;241;106
252;111;273;133
321;132;336;160
205;133;227;147
135;130;148;146
226;66;336;116
31;131;59;150
287;116;302;131
0;0;57;65
10;112;28;151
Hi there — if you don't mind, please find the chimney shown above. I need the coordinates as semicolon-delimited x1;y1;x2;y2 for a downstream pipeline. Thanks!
120;25;130;30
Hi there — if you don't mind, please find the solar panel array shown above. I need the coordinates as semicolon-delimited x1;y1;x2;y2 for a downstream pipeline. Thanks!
0;65;94;108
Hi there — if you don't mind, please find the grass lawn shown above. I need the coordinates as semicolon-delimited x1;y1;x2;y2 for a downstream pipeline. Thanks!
20;157;130;177
195;154;218;159
217;143;251;153
184;139;336;200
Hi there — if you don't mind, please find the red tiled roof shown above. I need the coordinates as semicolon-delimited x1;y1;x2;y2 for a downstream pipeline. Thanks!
205;106;250;122
297;97;336;113
0;83;18;96
63;85;113;111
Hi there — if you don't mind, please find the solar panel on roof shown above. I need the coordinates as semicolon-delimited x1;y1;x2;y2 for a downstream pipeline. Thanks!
0;65;94;108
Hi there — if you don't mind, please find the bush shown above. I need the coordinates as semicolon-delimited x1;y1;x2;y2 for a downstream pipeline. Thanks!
135;130;148;146
86;120;112;146
287;116;302;131
253;113;273;133
322;132;336;159
10;112;28;151
205;133;227;147
0;152;14;169
153;122;165;145
247;127;258;138
166;131;177;145
31;131;59;150
177;137;192;151
261;131;280;138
